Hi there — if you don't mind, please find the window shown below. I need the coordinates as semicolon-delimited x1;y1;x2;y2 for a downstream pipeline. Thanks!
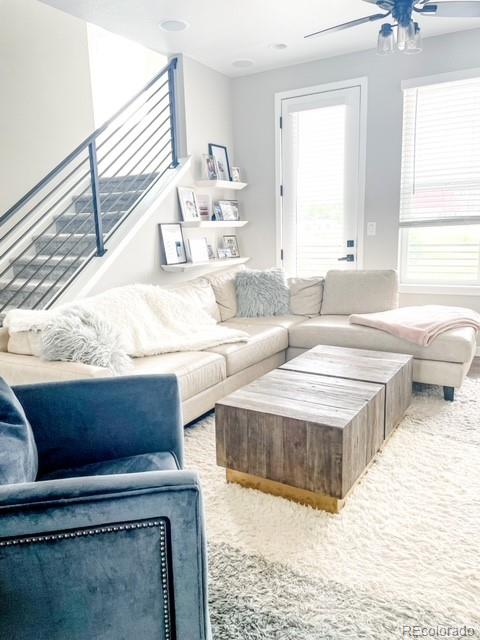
399;76;480;287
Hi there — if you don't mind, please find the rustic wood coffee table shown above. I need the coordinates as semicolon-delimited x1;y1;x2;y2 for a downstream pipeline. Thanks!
215;346;413;513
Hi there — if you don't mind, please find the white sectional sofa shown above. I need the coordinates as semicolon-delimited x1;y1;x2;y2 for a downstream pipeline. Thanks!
0;268;476;423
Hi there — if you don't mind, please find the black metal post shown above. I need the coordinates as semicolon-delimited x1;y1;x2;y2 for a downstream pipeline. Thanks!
167;58;179;168
88;141;106;257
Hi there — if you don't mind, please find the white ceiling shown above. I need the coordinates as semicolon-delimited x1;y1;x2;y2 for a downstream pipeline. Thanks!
41;0;480;77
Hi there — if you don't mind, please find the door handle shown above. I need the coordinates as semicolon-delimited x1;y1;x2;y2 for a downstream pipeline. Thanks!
338;254;355;262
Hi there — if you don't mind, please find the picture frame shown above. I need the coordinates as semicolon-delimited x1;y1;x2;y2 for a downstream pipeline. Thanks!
218;200;239;221
217;248;229;260
212;203;223;221
201;154;218;181
223;235;240;258
208;143;232;181
177;186;200;221
196;193;213;220
159;223;187;265
231;166;241;182
187;237;210;263
207;243;215;260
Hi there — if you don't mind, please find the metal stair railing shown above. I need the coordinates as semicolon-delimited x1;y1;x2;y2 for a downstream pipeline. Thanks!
0;57;179;313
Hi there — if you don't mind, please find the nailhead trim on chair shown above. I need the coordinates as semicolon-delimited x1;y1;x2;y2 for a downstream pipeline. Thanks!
0;519;174;638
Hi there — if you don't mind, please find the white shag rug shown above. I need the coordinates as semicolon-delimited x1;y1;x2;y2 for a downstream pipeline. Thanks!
184;380;480;639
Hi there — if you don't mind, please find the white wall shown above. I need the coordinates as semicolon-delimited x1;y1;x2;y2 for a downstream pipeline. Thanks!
84;54;236;293
0;0;95;214
87;24;166;126
231;28;480;312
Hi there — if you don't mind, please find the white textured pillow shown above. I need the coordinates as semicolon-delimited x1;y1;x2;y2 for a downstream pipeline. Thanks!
169;277;220;322
321;270;399;316
288;277;324;316
206;265;246;322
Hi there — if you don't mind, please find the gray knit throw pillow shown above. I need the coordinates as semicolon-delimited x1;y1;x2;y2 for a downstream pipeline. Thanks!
235;268;290;317
40;308;132;374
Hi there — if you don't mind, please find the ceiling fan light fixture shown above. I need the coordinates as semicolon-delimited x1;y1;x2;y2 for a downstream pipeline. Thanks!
377;23;395;55
405;22;423;54
396;20;416;51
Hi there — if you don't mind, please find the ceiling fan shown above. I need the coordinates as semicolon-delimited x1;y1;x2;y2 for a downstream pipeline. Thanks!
305;0;480;55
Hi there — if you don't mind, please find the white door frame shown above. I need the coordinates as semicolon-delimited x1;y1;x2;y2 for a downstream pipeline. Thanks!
274;77;368;270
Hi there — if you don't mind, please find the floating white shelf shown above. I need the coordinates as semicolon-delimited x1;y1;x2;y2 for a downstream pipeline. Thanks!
180;220;248;228
195;180;247;191
161;257;250;273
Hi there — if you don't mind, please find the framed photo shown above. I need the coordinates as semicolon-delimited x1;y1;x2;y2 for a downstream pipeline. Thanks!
159;223;187;265
217;248;229;260
207;243;215;260
196;193;212;220
212;203;223;221
218;200;239;221
187;237;210;263
177;186;200;221
223;235;240;258
231;167;241;182
201;154;218;180
208;143;232;181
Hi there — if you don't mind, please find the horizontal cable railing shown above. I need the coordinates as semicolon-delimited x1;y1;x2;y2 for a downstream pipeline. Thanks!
0;57;179;314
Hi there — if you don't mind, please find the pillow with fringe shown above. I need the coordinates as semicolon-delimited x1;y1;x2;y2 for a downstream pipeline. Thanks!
40;308;132;374
235;268;290;318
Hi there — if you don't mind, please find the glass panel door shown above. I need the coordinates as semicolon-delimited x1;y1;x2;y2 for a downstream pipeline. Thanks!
280;86;362;277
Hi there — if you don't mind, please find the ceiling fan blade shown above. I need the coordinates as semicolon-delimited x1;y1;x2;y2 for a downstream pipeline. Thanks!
420;1;480;16
305;13;388;38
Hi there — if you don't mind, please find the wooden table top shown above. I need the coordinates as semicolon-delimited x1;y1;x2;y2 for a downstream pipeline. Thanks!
281;345;412;384
216;368;383;430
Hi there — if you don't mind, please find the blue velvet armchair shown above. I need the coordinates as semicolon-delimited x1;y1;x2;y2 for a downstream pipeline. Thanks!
0;374;210;640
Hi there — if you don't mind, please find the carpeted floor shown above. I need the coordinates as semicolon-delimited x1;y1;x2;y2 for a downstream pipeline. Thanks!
184;380;480;639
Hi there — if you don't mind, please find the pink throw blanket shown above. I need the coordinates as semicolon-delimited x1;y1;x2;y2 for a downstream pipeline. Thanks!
350;305;480;347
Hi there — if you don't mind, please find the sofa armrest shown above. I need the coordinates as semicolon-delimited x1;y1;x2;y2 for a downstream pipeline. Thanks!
0;470;209;640
13;375;184;476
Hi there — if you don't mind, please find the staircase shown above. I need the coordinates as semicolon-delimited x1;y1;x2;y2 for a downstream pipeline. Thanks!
0;58;179;318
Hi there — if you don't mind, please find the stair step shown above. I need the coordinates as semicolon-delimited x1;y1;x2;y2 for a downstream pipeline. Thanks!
11;255;83;280
55;210;124;233
33;233;97;256
0;280;63;309
97;172;158;192
74;190;144;214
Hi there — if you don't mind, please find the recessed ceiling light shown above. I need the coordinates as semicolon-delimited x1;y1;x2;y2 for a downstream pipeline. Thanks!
232;59;255;69
269;43;288;50
158;19;189;32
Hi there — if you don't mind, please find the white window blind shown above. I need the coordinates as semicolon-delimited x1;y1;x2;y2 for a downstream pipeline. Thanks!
399;76;480;286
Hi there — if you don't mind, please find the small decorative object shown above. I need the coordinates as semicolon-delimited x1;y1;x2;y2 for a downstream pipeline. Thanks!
231;166;241;182
177;186;200;221
196;193;212;220
212;203;223;221
160;223;187;265
187;237;210;263
201;154;218;180
217;248;229;259
208;143;232;181
223;235;240;258
207;243;215;260
218;200;239;221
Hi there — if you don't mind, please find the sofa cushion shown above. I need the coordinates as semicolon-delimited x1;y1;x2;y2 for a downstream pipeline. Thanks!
0;378;38;485
8;331;42;357
230;315;305;330
321;270;398;315
206;322;288;376
288;277;324;316
289;315;476;364
130;351;226;400
236;269;290;317
205;265;246;321
168;277;220;322
41;451;178;481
